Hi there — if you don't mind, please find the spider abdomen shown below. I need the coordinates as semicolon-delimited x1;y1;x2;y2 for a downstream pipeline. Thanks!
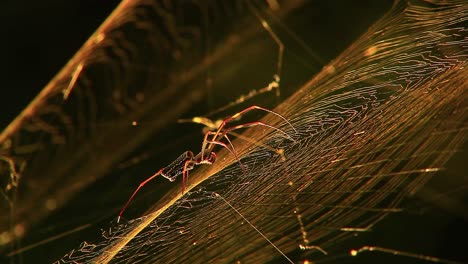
161;151;194;181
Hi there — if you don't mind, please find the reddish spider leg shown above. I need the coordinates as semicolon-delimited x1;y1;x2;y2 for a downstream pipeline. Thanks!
117;151;201;223
186;105;296;189
200;105;297;161
117;137;236;223
117;106;295;222
199;118;294;176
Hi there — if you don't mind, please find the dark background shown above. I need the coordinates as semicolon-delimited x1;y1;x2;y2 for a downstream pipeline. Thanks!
1;0;121;130
1;0;466;263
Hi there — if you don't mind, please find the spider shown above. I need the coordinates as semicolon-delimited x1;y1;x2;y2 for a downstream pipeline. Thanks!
117;105;296;222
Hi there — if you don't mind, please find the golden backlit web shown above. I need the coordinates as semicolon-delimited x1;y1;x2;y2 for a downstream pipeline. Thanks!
0;0;466;263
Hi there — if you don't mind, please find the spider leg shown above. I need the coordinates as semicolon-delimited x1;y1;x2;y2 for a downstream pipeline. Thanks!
201;128;243;168
180;134;247;194
206;105;296;152
203;131;237;158
197;126;243;169
181;159;195;194
223;121;295;141
206;137;248;177
228;106;296;134
200;127;214;160
118;169;163;222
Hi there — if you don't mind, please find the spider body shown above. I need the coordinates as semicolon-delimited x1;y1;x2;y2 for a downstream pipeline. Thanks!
161;150;217;185
117;105;295;222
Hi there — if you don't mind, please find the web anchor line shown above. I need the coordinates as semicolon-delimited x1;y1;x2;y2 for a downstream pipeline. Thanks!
187;0;285;119
213;192;294;264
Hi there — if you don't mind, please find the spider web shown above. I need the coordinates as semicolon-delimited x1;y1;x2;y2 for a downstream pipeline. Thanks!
1;0;466;263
